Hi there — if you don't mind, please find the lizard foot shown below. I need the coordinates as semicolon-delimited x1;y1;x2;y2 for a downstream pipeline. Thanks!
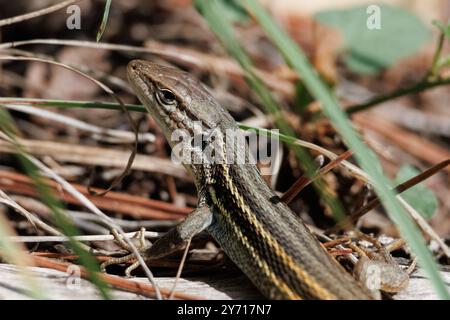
100;227;149;277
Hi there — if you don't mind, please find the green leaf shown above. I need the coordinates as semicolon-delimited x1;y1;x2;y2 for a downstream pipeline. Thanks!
345;53;385;75
316;5;430;75
395;165;438;219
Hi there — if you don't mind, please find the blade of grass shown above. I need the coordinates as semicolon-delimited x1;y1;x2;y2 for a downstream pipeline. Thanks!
195;0;347;221
243;0;449;299
97;0;112;42
0;98;145;112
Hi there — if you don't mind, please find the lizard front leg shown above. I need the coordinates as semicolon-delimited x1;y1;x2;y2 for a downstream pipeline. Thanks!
101;206;213;276
144;205;213;260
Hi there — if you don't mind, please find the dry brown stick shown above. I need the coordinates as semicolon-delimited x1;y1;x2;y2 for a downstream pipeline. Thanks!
281;150;353;204
0;170;190;220
30;252;125;263
0;0;80;27
31;252;219;270
386;239;407;253
0;181;185;220
8;231;161;243
0;138;189;179
30;255;205;300
0;170;190;214
3;103;153;143
1;168;190;214
328;249;354;256
32;252;80;260
0;189;60;235
168;237;192;300
322;236;351;248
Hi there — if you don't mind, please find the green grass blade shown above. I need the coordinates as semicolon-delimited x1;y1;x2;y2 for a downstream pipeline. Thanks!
0;98;145;112
96;0;112;42
243;0;449;299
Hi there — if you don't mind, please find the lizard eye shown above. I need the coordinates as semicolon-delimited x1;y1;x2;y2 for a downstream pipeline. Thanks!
156;88;177;106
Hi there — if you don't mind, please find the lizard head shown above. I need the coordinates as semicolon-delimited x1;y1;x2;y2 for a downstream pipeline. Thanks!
127;60;235;141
